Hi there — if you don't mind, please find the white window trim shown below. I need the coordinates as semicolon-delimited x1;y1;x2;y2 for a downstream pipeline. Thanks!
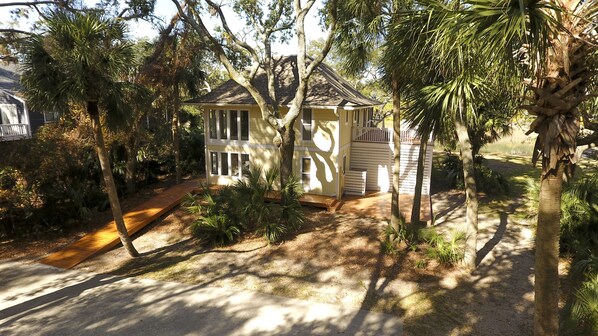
301;108;313;142
301;156;312;191
210;151;250;178
208;109;250;143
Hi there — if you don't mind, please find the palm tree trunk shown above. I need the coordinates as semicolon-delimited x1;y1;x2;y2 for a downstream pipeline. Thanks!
390;73;402;234
88;101;139;257
411;135;428;225
454;111;478;270
125;145;137;194
173;81;182;184
534;164;564;336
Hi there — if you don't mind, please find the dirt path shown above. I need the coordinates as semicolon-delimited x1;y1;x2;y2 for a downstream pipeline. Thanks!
72;182;536;336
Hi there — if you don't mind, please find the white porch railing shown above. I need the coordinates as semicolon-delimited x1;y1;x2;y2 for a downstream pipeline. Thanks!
352;127;392;143
352;126;427;144
0;124;30;140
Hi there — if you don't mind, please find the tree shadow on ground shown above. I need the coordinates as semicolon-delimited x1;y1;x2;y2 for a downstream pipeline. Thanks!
0;262;402;335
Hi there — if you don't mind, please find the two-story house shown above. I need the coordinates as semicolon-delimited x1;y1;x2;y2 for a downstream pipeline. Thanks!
188;56;433;201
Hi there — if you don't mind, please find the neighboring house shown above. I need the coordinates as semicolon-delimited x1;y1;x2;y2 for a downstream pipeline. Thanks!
0;63;51;141
187;56;433;200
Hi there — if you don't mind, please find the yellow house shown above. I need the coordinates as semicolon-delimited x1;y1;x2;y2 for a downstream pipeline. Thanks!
187;56;433;201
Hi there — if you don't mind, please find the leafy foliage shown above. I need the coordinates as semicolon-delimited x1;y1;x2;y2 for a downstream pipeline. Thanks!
185;168;305;245
526;170;598;256
0;124;107;238
420;229;466;266
441;153;510;195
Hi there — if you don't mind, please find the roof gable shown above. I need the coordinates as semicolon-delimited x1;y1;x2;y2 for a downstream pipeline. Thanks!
187;56;380;108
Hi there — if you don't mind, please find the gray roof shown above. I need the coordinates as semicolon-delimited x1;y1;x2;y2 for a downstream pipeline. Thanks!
187;56;381;108
0;63;22;95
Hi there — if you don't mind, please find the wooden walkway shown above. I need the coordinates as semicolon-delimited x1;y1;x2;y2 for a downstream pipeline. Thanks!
40;180;201;269
265;191;339;212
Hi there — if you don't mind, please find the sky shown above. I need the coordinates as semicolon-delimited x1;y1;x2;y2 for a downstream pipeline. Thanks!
0;0;328;55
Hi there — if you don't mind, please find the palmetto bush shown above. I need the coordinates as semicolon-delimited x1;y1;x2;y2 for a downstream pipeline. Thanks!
526;170;598;255
420;228;466;266
185;167;305;245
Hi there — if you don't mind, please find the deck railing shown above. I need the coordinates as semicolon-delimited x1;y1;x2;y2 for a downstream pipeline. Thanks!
0;124;30;140
352;126;426;144
352;127;391;143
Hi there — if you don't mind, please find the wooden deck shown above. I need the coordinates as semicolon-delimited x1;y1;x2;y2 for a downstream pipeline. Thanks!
265;191;339;212
338;191;432;223
40;179;201;269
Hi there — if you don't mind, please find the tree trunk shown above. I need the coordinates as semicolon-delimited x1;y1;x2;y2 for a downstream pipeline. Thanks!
411;136;428;225
173;81;182;184
454;112;478;270
390;74;402;234
125;144;137;195
88;101;139;257
278;124;295;188
534;164;564;336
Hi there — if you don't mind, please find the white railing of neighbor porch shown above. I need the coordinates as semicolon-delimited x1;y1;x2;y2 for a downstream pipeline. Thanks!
0;124;30;140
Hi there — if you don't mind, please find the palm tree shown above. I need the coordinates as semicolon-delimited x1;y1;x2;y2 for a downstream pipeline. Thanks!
21;11;140;257
335;0;408;235
146;29;205;184
383;2;504;270
448;0;597;333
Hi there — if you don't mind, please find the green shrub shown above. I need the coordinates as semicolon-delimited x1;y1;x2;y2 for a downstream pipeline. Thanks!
525;171;598;256
441;153;509;195
0;124;109;238
420;228;465;266
185;168;305;245
191;213;241;246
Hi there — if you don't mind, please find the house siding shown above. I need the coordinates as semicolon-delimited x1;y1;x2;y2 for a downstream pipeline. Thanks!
203;105;340;196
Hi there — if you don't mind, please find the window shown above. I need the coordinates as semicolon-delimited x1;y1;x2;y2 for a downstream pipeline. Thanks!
220;152;229;176
208;109;249;141
302;108;312;141
343;155;347;175
211;152;249;177
210;152;218;175
230;111;238;140
301;157;311;189
0;104;18;124
43;111;59;123
231;153;239;176
241;154;250;176
209;110;217;139
353;110;359;124
345;110;349;124
241;110;249;141
219;110;228;139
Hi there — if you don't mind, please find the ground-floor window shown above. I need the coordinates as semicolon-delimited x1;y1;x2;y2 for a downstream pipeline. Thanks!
210;152;218;175
301;157;311;189
210;151;250;178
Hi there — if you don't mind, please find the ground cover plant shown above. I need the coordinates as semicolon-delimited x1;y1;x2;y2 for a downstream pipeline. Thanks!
184;168;305;245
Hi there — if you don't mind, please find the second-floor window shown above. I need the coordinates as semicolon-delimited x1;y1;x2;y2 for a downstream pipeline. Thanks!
209;109;249;141
302;108;313;141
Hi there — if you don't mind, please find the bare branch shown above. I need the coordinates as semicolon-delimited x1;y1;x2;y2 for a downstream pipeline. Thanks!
203;0;260;64
0;1;62;8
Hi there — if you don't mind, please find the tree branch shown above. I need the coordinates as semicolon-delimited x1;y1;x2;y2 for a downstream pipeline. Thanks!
203;0;260;64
